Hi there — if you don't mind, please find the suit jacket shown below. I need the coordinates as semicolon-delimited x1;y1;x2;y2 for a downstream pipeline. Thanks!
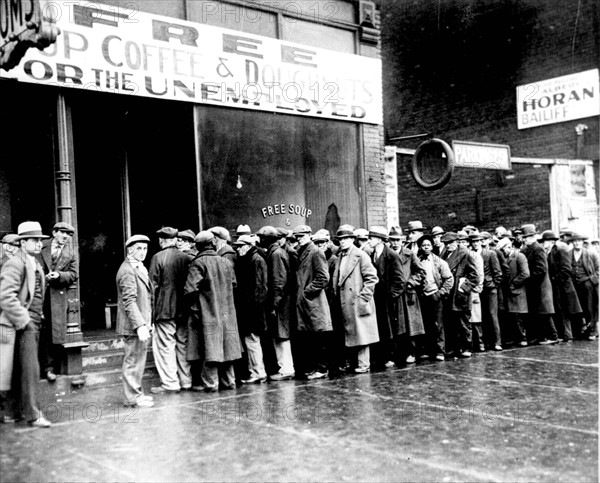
548;245;582;315
116;260;153;336
0;249;46;330
443;245;479;312
38;238;79;343
571;248;600;286
481;248;503;289
148;246;191;322
520;241;554;314
503;250;530;313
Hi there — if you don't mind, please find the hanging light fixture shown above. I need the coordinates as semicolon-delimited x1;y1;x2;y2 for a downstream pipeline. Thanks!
236;174;243;189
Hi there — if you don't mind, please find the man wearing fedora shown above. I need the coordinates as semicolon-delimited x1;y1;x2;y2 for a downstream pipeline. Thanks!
116;234;154;408
520;224;559;345
0;221;52;427
292;225;332;380
570;233;599;339
431;226;445;257
331;225;379;373
149;227;193;394
406;221;426;254
368;226;403;368
542;230;582;342
37;221;79;382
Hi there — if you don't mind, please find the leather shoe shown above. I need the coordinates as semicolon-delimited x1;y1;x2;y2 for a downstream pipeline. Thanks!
29;416;52;428
269;372;295;381
353;366;369;374
45;371;57;382
241;376;267;384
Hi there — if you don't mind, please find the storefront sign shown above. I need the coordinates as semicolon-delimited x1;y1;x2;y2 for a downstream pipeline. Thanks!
516;69;599;129
0;2;383;124
452;140;511;170
261;204;312;218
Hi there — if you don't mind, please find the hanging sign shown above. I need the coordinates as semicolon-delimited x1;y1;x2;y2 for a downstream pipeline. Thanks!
452;140;511;170
0;2;383;124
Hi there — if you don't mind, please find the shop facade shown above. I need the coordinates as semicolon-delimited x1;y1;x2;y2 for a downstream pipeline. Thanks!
1;0;386;371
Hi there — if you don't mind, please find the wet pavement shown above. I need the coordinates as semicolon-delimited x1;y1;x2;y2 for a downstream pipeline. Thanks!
1;341;597;482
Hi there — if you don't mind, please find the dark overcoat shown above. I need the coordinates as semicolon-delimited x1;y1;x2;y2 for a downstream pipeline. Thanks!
548;245;582;315
266;242;293;339
185;249;242;363
39;239;79;343
443;245;479;312
149;246;191;322
503;250;530;313
217;244;236;269
234;246;268;336
493;247;508;308
372;245;403;340
521;242;554;314
332;245;379;347
115;260;152;336
295;241;332;332
396;248;425;337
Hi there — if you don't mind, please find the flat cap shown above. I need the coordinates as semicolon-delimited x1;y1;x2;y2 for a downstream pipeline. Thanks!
234;234;254;246
276;227;289;238
293;225;312;236
209;226;231;242
257;226;278;238
195;231;215;245
177;229;196;242
156;227;178;239
431;226;445;236
236;224;252;236
1;234;20;246
312;229;331;242
353;228;369;240
368;226;389;240
441;232;459;243
53;222;75;234
126;234;150;247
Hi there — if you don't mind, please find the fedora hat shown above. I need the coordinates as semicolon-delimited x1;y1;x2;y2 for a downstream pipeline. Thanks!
570;232;588;241
368;226;389;241
431;226;445;236
457;230;469;241
312;229;331;243
540;230;558;241
236;224;252;236
406;220;426;232
520;224;537;237
53;221;75;234
16;221;49;240
468;232;484;241
336;224;356;239
125;234;150;248
388;226;404;240
353;228;369;240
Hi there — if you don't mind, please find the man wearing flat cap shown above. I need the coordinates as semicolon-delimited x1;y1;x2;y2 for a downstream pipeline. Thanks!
177;229;197;257
0;221;52;427
185;231;242;391
542;230;582;342
116;234;154;408
37;221;79;382
570;233;599;339
1;234;20;270
148;227;192;394
292;225;332;380
209;226;236;269
520;224;559;345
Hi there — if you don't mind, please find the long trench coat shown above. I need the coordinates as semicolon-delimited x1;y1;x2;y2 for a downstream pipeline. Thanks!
503;250;530;314
295;241;332;332
266;242;293;340
548;245;582;315
184;249;242;363
234;246;268;336
332;245;379;347
521;242;554;315
395;247;425;337
443;245;479;312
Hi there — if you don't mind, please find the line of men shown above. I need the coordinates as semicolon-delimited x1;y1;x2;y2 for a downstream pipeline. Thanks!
115;219;599;410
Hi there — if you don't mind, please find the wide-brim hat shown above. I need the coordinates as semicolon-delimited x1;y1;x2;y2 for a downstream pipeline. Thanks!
406;220;426;232
236;224;252;236
520;224;537;237
431;226;445;236
417;234;435;247
540;230;559;241
336;224;356;239
463;225;477;233
16;221;49;240
570;233;588;241
1;234;20;246
353;228;369;240
468;233;484;241
368;226;389;241
177;229;196;242
53;221;75;234
156;226;178;239
388;226;404;240
125;234;150;247
480;231;492;240
457;231;469;241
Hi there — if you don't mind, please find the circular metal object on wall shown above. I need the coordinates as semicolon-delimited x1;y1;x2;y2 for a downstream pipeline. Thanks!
412;138;455;190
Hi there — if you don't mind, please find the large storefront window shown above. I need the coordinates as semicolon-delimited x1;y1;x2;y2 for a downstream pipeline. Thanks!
197;106;363;234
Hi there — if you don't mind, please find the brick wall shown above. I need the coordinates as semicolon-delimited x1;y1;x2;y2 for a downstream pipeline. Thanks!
379;0;599;230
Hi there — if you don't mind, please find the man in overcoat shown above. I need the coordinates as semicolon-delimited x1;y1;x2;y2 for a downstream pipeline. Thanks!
519;224;558;345
331;225;379;373
37;221;79;381
406;221;426;254
293;225;332;380
570;233;599;339
210;226;236;269
234;235;268;384
441;232;480;357
149;227;192;394
1;234;19;270
497;237;530;346
0;221;52;427
116;234;154;408
542;230;582;342
368;226;403;368
185;231;242;391
257;226;295;381
477;231;503;351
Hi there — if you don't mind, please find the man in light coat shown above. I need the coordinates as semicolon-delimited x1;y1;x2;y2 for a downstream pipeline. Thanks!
116;235;154;408
293;225;332;380
0;221;52;427
331;225;379;373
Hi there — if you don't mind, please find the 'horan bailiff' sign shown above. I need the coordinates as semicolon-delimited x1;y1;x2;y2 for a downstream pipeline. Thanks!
0;2;383;124
516;69;599;130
